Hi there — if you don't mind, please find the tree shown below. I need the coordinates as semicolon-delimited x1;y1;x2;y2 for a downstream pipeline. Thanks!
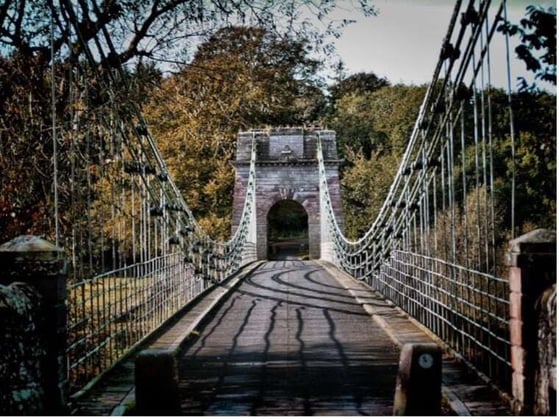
0;54;56;240
328;71;389;104
340;149;399;238
326;80;425;158
0;0;375;243
326;83;426;237
1;0;376;70
186;26;326;126
0;57;162;244
498;5;556;90
492;89;556;232
144;26;326;239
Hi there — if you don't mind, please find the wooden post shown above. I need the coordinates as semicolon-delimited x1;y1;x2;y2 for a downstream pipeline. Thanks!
393;343;442;415
0;235;68;414
135;348;181;415
506;229;556;415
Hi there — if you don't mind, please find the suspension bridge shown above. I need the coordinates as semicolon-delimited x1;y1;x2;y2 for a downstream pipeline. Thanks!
0;0;555;416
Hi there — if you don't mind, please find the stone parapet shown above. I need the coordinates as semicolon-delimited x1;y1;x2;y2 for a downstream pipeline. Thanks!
235;127;339;162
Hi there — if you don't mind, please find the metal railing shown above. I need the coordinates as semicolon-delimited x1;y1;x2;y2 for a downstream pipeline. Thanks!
67;253;200;392
45;2;259;394
378;251;510;389
319;0;517;394
63;113;257;394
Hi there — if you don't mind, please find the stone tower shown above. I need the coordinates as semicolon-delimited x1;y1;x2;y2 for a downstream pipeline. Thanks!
231;127;344;260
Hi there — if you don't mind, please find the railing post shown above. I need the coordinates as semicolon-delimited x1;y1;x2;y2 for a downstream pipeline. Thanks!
506;229;556;415
0;235;68;414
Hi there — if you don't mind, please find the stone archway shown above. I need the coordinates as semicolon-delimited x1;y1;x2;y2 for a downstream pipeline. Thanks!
267;199;309;260
231;127;344;261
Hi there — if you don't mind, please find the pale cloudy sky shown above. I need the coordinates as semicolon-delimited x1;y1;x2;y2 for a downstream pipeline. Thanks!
333;0;556;90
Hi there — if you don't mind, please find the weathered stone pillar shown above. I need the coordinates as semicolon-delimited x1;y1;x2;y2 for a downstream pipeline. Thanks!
0;282;44;415
0;235;68;414
506;229;556;415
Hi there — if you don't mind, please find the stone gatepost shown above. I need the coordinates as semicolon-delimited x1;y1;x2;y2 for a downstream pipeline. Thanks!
506;229;556;415
0;235;68;414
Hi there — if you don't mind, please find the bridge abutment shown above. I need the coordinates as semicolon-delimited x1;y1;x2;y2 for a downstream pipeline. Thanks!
506;229;556;415
232;128;344;260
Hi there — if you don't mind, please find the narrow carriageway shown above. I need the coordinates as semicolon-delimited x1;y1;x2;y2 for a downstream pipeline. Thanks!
177;260;402;415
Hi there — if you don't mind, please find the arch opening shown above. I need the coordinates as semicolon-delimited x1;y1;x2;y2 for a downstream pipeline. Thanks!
267;200;309;260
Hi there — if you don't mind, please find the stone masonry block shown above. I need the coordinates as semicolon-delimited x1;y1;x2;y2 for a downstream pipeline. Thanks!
508;267;523;293
509;318;523;346
509;291;522;320
510;343;526;373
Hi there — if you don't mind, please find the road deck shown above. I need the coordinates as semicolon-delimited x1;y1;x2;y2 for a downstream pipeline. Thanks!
178;260;400;415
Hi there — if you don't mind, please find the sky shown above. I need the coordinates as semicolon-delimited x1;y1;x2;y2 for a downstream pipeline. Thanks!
332;0;556;90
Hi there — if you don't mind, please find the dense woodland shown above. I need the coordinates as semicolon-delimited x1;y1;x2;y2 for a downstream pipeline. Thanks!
0;2;555;252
